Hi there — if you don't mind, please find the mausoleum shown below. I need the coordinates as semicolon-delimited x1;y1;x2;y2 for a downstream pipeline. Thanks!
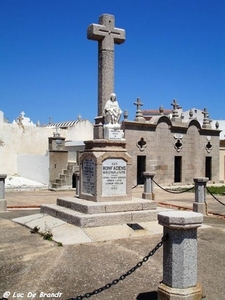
122;100;220;186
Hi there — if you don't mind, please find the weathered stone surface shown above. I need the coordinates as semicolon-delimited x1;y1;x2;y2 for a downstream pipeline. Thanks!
0;199;7;211
87;14;125;117
158;211;203;299
158;211;203;229
41;202;160;228
158;282;203;300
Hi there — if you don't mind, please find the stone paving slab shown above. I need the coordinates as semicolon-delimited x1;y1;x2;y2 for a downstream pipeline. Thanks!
12;211;210;246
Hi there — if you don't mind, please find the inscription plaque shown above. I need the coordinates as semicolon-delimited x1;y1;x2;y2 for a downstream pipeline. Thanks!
82;159;95;195
102;159;126;195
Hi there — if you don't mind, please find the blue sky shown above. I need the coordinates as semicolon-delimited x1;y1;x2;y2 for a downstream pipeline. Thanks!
0;0;224;125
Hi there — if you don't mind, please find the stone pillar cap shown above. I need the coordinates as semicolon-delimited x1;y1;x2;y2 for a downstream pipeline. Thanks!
158;211;203;229
142;171;155;177
0;174;7;179
193;177;209;183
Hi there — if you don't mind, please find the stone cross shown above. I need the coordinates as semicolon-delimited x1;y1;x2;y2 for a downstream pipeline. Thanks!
202;107;211;128
134;98;145;122
87;14;125;117
171;99;179;110
171;99;179;119
134;97;143;111
202;107;208;119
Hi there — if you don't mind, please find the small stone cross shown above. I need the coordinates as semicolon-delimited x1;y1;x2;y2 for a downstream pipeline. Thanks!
134;98;145;122
134;98;143;111
87;14;125;117
202;107;209;119
171;99;179;110
202;107;211;128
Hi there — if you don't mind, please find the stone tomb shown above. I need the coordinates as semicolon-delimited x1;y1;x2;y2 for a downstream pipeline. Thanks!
79;139;132;202
41;139;159;228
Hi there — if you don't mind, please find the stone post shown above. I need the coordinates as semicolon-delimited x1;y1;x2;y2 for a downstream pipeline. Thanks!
75;172;80;198
193;177;209;215
142;172;155;200
0;174;7;211
158;211;203;300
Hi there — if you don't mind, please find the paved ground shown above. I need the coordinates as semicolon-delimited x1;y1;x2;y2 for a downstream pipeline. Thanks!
5;185;225;217
0;187;225;299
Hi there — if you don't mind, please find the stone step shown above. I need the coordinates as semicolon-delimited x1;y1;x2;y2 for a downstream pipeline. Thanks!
51;182;60;189
56;197;157;214
55;178;63;184
40;203;159;228
63;169;70;175
59;174;66;180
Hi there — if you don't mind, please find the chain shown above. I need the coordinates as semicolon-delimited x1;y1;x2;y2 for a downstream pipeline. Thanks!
132;183;139;189
67;235;168;300
152;179;194;194
206;187;225;206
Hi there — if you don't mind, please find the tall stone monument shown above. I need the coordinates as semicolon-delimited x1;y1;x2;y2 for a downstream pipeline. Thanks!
79;14;130;202
87;14;125;139
41;14;158;228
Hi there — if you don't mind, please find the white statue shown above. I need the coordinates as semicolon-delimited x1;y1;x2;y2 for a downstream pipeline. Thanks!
104;93;122;125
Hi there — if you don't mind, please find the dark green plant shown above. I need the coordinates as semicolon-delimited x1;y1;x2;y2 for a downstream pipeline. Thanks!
40;229;53;241
207;185;225;195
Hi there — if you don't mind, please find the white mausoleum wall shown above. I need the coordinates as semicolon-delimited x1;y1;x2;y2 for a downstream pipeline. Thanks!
17;154;49;184
0;122;58;175
0;117;93;183
66;120;93;141
0;111;3;123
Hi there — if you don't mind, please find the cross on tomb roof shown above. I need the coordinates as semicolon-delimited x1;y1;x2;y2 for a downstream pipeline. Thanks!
134;98;143;111
171;99;179;111
202;107;209;119
134;98;145;122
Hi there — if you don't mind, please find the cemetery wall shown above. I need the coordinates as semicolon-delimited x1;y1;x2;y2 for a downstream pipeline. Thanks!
0;123;56;176
17;154;49;184
66;120;93;141
0;118;93;184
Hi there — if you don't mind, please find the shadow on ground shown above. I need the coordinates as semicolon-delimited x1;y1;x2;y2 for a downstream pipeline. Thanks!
137;291;157;299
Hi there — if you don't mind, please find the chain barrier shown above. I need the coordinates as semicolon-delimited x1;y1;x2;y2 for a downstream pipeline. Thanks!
132;183;139;189
206;187;225;206
152;179;194;194
67;235;168;300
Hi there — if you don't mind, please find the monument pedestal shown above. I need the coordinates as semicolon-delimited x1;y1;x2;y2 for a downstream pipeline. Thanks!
41;139;159;228
79;139;132;202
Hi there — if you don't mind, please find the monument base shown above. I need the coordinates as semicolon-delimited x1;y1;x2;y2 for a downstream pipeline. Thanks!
40;136;160;228
41;197;158;228
0;199;7;211
158;283;203;300
79;139;132;202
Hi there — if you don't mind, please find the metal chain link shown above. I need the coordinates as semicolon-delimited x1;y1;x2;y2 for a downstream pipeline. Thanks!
206;187;225;206
152;179;194;194
67;235;168;300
